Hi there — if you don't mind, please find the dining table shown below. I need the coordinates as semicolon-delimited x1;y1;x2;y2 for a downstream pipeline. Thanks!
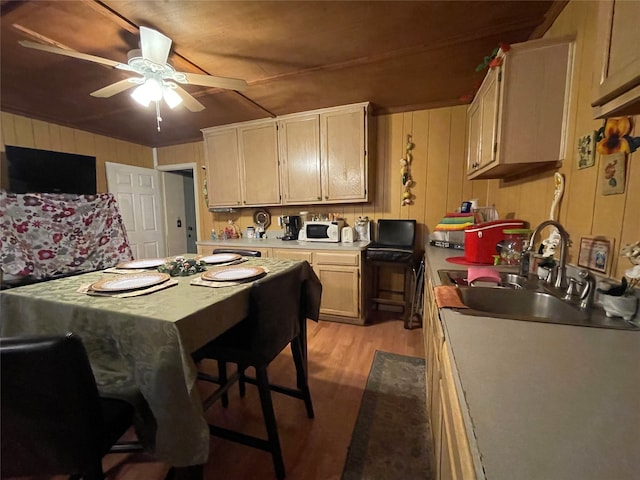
0;256;321;475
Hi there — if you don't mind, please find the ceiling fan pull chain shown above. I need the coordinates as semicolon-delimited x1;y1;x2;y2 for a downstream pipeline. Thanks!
156;101;162;132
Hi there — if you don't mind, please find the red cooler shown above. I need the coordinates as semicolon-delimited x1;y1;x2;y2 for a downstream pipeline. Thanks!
464;220;526;264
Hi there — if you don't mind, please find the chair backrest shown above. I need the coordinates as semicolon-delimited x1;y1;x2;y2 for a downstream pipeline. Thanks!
243;266;303;365
376;219;416;247
212;248;262;257
1;333;106;477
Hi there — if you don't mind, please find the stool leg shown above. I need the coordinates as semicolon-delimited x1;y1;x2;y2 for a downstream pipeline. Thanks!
255;366;285;480
403;267;410;328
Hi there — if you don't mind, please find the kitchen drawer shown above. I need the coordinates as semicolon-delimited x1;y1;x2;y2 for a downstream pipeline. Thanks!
313;251;360;266
272;249;313;263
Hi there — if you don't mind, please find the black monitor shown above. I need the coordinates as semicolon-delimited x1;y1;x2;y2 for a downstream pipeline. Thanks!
5;145;97;195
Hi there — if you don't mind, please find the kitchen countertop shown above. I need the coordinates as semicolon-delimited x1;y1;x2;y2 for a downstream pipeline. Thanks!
425;245;640;480
197;238;370;251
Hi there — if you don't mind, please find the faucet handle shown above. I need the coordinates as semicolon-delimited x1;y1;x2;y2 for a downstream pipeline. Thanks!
576;269;596;309
563;277;578;300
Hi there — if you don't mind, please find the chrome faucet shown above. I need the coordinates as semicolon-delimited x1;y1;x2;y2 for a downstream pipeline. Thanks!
521;220;570;289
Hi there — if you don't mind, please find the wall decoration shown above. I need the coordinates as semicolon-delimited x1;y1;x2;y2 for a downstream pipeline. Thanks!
577;131;596;169
400;134;415;206
541;173;565;257
596;116;640;155
578;236;613;275
602;152;626;195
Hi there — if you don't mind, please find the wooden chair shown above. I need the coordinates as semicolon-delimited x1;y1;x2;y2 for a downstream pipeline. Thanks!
212;248;262;257
0;333;143;480
193;266;314;480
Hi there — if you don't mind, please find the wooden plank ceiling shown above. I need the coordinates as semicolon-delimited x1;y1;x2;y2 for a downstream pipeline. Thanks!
0;0;566;147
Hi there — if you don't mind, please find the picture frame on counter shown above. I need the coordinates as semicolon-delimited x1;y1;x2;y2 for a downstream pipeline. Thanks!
577;236;613;274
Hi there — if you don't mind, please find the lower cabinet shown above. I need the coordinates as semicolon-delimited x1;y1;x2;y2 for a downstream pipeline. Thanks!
424;267;477;480
195;244;367;324
273;249;366;324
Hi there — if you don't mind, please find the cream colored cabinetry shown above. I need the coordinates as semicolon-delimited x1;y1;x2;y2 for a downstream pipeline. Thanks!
467;37;573;180
279;103;369;205
272;248;366;324
424;267;477;480
440;342;476;480
592;0;640;118
203;119;280;208
237;121;281;206
278;114;322;204
203;127;242;207
320;105;368;202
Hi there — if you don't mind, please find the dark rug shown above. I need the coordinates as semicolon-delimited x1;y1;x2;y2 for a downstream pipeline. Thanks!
342;351;432;480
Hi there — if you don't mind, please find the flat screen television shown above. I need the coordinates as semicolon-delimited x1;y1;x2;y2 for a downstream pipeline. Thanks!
5;145;97;195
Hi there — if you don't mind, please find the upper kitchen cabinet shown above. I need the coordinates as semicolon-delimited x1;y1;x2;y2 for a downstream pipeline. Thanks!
279;113;322;203
203;119;280;208
279;102;369;205
237;120;281;206
591;0;640;118
203;126;242;207
321;104;369;202
467;37;574;180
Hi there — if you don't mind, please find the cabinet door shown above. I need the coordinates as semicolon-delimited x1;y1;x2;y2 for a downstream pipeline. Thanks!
279;115;322;204
466;100;482;173
440;343;476;480
313;264;360;318
204;128;242;207
272;248;313;263
466;67;499;175
592;0;640;116
320;105;367;202
238;121;281;206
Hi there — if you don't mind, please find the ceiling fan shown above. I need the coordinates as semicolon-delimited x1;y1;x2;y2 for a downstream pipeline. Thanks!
19;26;248;129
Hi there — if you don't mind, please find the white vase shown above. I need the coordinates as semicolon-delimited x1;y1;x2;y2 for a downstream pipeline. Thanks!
601;294;638;321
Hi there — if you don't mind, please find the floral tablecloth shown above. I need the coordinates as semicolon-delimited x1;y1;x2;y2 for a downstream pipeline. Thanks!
0;191;133;279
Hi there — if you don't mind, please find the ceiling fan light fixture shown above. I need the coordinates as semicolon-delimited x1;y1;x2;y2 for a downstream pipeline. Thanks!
163;86;183;109
130;77;164;107
131;84;151;107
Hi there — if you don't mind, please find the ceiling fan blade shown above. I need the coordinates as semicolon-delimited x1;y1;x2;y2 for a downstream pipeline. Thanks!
90;79;139;98
173;85;205;112
19;40;127;69
140;26;172;65
181;72;248;91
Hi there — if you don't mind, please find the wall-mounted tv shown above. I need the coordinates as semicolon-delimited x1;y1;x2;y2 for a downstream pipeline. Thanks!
5;145;97;195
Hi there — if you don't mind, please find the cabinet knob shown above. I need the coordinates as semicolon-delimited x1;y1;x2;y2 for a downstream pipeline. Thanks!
317;196;322;200
325;195;328;200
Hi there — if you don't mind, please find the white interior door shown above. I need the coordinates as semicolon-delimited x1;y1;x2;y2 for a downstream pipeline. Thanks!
105;162;166;259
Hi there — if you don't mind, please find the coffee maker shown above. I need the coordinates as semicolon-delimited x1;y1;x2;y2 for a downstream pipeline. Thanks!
281;215;301;241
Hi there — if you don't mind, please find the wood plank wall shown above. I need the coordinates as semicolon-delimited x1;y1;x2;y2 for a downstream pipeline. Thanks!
3;0;638;284
485;0;638;281
0;112;153;192
155;106;474;251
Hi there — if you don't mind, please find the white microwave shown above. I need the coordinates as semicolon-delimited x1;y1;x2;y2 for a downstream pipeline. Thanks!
299;220;345;242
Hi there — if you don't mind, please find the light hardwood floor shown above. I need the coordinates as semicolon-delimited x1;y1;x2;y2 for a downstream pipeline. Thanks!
91;313;424;480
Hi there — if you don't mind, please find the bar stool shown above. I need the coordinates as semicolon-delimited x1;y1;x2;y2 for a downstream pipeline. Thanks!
366;219;424;329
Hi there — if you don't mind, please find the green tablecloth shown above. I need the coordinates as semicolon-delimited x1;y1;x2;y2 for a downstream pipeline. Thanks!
0;257;317;467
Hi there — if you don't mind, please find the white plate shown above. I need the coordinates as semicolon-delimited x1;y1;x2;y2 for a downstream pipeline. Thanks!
116;258;166;269
198;253;242;264
201;266;266;282
90;272;170;292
